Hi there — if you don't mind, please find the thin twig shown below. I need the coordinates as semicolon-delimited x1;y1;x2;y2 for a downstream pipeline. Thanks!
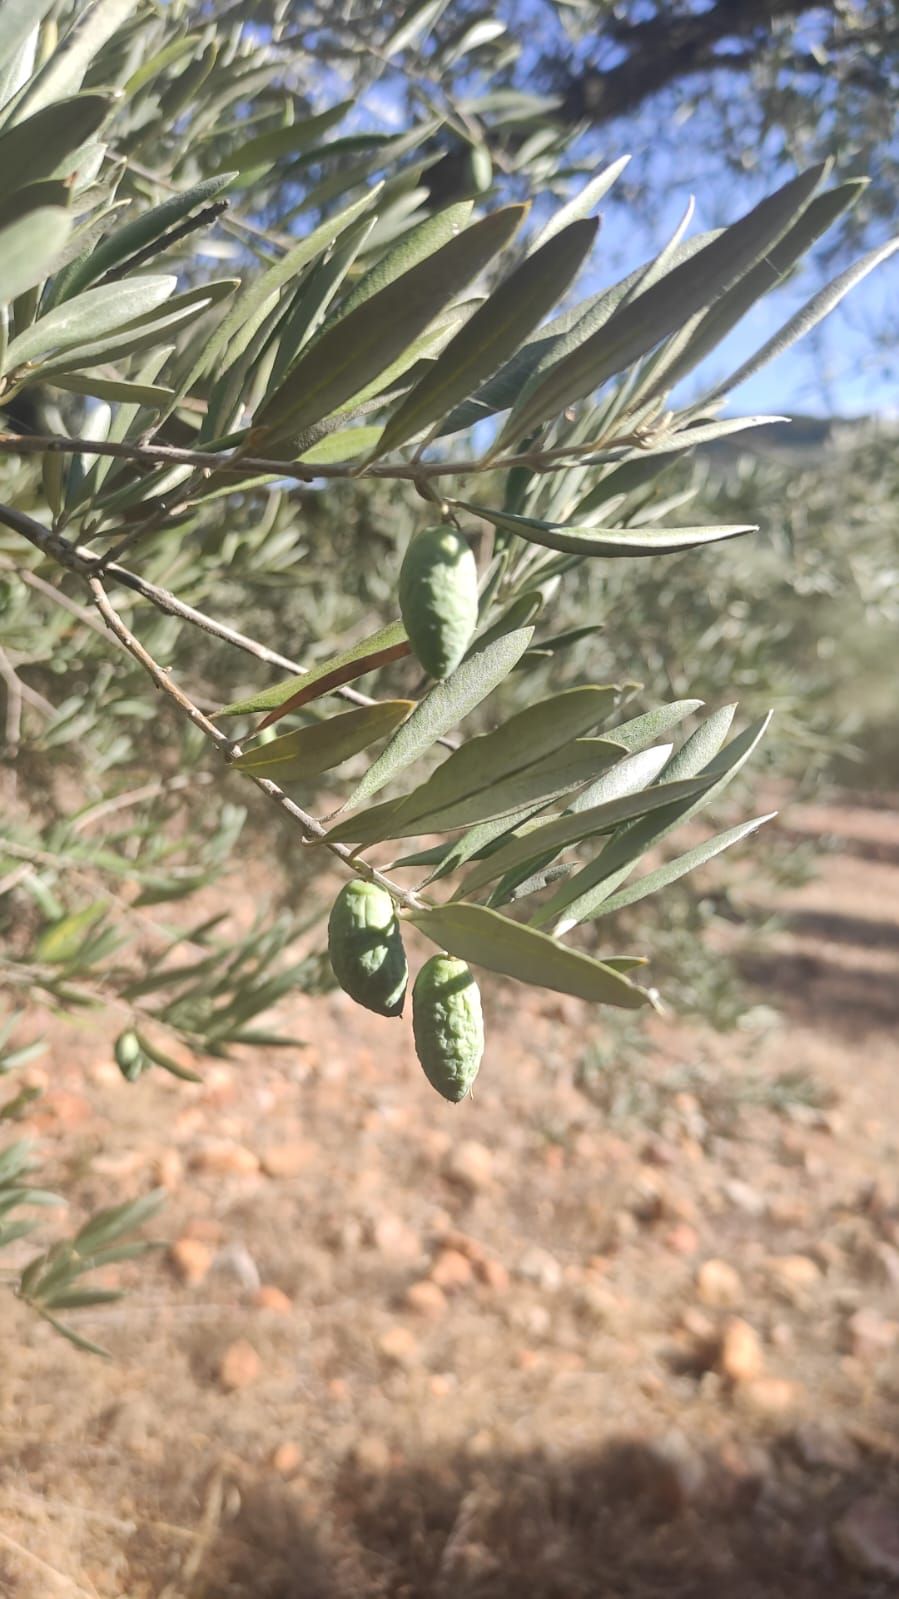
0;1528;97;1599
0;506;458;747
125;158;296;250
72;773;209;832
86;575;427;911
105;200;230;280
0;646;23;802
0;430;640;487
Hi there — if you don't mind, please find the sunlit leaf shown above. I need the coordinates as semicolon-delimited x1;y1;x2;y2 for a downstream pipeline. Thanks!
498;165;826;445
702;232;899;404
328;736;625;844
334;626;534;814
408;902;649;1008
373;217;598;457
589;813;777;919
4;275;176;372
385;0;451;57
49;371;173;406
56;173;236;302
215;102;351;175
535;711;772;930
458;502;756;558
531;157;630;249
255;204;528;440
459;775;708;897
321;201;474;330
0;207;71;304
0;91;112;201
171;185;381;416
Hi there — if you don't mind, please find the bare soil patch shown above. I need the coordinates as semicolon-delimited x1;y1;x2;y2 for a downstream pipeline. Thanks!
2;798;897;1598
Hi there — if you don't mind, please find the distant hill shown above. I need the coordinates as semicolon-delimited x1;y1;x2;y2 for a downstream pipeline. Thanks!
706;414;894;468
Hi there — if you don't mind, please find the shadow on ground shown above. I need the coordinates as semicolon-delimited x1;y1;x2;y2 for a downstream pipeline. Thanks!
163;1430;899;1599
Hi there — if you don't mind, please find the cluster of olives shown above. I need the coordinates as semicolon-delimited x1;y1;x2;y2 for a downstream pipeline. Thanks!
328;881;483;1102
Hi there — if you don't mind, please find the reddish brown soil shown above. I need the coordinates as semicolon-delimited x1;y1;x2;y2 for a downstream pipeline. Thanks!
1;798;898;1599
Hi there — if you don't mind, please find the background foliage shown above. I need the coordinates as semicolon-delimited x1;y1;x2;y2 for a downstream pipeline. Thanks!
0;0;895;1348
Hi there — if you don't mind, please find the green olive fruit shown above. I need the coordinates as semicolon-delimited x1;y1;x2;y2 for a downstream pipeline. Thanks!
412;954;484;1102
328;880;408;1017
398;525;478;680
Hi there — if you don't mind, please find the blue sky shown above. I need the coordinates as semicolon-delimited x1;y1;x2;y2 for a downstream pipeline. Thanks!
345;18;898;421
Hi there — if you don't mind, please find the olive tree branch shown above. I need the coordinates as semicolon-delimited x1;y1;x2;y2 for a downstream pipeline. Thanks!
0;429;646;488
84;573;427;911
0;503;459;750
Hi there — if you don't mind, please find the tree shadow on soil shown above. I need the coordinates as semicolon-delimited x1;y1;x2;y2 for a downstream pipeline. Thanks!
200;1428;899;1599
739;946;899;1032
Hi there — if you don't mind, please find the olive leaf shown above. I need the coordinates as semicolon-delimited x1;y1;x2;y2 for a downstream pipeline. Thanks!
589;813;777;919
0;208;72;305
457;502;756;558
170;184;382;416
321;201;474;330
458;775;709;898
0;91;113;201
372;216;599;457
255;204;528;440
530;156;630;249
3;275;177;372
334;626;535;815
214;102;351;176
328;682;617;840
497;164;826;446
56;173;237;302
217;620;410;721
233;701;415;781
408;903;649;1009
328;737;625;844
535;711;772;931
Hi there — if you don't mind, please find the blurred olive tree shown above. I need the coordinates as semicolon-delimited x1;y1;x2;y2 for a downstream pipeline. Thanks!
0;0;894;1349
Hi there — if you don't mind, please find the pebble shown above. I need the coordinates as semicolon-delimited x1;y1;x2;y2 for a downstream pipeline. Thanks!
576;1281;620;1324
718;1317;765;1384
430;1248;473;1291
735;1377;804;1418
260;1142;314;1178
874;1242;899;1287
716;1440;771;1509
218;1338;261;1391
847;1306;899;1361
191;1142;260;1176
371;1214;422;1262
473;1257;510;1292
835;1495;899;1578
271;1441;302;1476
348;1439;390;1471
724;1179;767;1216
648;1429;706;1512
680;1306;717;1342
378;1325;419;1366
350;1436;392;1474
793;1421;859;1472
168;1239;213;1285
253;1285;293;1315
443;1140;493;1192
664;1222;700;1256
765;1254;821;1297
213;1241;261;1292
404;1280;448;1319
154;1150;184;1190
517;1246;562;1292
696;1259;742;1308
